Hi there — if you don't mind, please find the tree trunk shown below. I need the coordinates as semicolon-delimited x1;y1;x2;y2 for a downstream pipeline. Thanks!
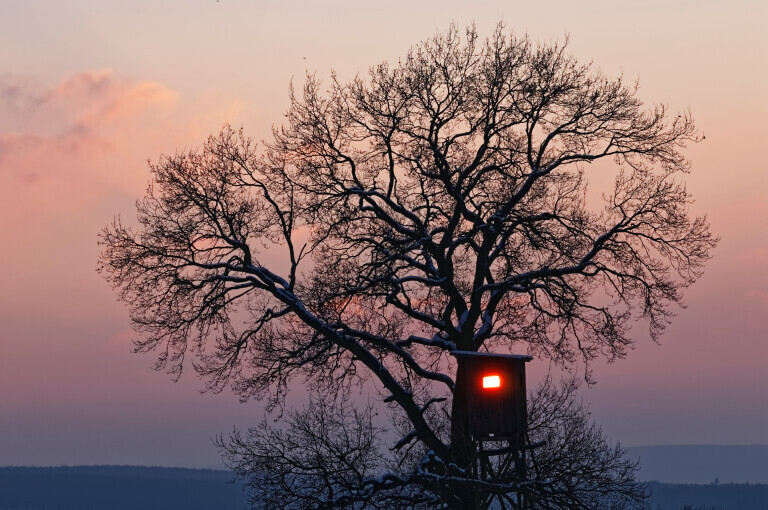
449;357;480;509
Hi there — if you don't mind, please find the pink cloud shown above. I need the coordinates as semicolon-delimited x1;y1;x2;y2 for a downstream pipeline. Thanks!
0;70;177;173
0;70;249;199
43;68;118;103
0;70;190;232
0;68;247;288
47;70;178;131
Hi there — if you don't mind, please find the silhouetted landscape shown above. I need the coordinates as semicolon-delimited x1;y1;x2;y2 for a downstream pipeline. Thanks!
628;445;768;484
0;466;248;510
646;481;768;510
1;445;767;510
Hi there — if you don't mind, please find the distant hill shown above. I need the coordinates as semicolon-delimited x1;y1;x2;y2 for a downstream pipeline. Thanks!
0;466;248;510
627;444;768;484
2;463;767;510
647;481;768;510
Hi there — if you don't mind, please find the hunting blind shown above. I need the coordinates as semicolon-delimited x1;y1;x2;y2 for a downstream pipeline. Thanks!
453;351;532;441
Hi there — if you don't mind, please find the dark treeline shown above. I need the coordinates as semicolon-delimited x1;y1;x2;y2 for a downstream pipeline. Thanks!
1;466;767;510
0;466;248;510
647;481;768;510
629;445;768;484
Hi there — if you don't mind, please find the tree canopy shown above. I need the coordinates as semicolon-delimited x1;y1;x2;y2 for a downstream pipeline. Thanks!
100;24;716;509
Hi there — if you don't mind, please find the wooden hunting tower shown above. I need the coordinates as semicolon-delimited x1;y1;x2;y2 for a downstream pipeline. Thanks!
452;351;532;441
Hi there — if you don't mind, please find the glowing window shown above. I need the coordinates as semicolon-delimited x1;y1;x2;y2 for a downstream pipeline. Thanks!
482;375;501;388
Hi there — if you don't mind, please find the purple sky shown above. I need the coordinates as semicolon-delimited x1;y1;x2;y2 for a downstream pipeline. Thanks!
1;0;766;467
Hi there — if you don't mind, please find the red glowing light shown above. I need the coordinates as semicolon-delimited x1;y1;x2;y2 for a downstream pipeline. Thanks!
482;375;501;388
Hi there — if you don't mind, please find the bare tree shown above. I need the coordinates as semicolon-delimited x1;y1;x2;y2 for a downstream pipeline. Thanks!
99;23;715;509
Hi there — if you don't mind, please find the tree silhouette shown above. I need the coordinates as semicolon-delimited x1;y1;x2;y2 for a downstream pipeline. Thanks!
216;377;647;509
100;23;716;509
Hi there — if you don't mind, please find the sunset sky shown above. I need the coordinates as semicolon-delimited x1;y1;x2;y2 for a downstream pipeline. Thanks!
1;0;766;468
